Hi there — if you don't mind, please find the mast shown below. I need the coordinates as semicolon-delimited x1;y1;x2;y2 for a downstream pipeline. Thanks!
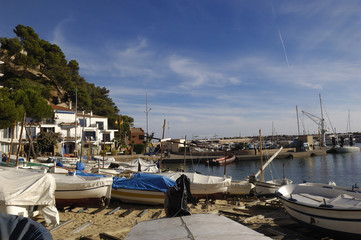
74;88;78;154
319;94;326;147
259;129;264;182
145;92;151;152
296;105;300;136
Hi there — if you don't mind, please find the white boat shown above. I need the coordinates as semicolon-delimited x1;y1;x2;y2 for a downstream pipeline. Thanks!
51;171;113;208
159;172;232;199
111;173;176;205
250;146;292;195
227;180;254;196
332;145;360;153
0;167;59;226
276;182;361;236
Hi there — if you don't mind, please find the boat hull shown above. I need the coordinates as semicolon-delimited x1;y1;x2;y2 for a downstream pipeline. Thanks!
55;185;111;208
111;188;165;205
277;183;361;235
334;146;360;153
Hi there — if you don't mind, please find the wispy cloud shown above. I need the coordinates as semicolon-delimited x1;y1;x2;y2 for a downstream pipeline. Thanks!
168;55;241;89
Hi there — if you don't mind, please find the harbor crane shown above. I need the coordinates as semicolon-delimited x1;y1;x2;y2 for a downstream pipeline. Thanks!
301;94;328;147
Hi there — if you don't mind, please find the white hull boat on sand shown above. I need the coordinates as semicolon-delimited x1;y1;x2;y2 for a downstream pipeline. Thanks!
277;182;361;236
51;171;113;208
250;146;292;196
159;172;232;199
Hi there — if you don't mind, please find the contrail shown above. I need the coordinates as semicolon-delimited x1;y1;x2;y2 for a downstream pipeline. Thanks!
278;30;290;67
271;3;290;67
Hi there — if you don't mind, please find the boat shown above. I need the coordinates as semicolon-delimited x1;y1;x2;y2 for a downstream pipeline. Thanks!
124;213;272;240
227;179;254;196
111;172;176;205
159;172;232;199
250;143;292;196
51;171;113;208
276;182;361;236
0;167;59;226
207;154;236;166
328;134;360;153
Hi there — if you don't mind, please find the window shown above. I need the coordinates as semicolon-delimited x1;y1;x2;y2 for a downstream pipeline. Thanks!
79;119;87;127
96;121;104;130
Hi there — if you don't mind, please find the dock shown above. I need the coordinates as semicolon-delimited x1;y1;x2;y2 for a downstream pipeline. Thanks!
161;148;327;164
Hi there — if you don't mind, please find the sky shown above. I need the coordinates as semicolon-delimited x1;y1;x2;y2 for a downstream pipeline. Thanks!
1;1;361;139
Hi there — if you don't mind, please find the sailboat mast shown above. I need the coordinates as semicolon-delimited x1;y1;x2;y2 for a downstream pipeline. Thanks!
259;129;264;182
296;105;300;136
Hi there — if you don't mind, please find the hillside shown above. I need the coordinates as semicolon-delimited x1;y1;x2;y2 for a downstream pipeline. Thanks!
0;25;134;145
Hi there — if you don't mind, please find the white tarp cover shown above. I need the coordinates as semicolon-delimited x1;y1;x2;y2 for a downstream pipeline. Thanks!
0;168;56;206
117;158;159;173
0;167;59;225
159;172;232;194
51;173;113;191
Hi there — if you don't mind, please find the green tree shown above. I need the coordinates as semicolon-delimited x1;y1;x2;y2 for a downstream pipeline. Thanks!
36;131;60;154
0;88;23;128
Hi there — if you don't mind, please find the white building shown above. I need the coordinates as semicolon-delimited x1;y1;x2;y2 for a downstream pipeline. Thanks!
0;104;117;157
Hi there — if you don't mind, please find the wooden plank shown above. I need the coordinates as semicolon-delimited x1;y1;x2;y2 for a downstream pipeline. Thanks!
50;219;73;232
137;209;149;218
119;209;133;218
106;206;121;215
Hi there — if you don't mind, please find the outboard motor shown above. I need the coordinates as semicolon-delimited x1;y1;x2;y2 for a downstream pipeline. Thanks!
164;174;198;218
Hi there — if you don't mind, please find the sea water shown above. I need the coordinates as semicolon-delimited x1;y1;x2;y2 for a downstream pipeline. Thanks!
163;143;361;188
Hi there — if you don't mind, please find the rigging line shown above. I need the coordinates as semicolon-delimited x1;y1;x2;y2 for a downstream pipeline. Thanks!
322;103;336;134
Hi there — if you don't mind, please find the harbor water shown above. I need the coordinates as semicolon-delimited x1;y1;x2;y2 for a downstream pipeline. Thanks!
163;144;361;188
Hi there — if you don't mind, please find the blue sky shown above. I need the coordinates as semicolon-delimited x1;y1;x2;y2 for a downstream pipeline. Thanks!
1;1;361;139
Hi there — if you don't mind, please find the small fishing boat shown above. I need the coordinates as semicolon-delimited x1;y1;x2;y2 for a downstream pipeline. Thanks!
227;180;254;196
111;172;176;205
159;172;232;199
276;182;361;236
51;171;113;208
210;154;236;166
250;139;292;196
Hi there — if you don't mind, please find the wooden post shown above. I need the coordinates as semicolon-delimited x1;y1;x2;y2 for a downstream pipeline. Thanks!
102;133;105;168
25;127;37;161
7;120;16;166
15;112;26;166
87;139;91;163
183;135;187;171
259;129;264;182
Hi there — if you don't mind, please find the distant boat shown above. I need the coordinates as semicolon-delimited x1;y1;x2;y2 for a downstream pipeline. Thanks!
209;154;236;166
328;134;360;153
277;182;361;236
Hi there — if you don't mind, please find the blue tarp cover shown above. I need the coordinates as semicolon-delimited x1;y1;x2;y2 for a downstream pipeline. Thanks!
76;162;85;170
112;172;176;192
72;170;106;178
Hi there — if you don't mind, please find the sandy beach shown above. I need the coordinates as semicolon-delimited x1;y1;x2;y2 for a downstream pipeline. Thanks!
43;196;333;240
